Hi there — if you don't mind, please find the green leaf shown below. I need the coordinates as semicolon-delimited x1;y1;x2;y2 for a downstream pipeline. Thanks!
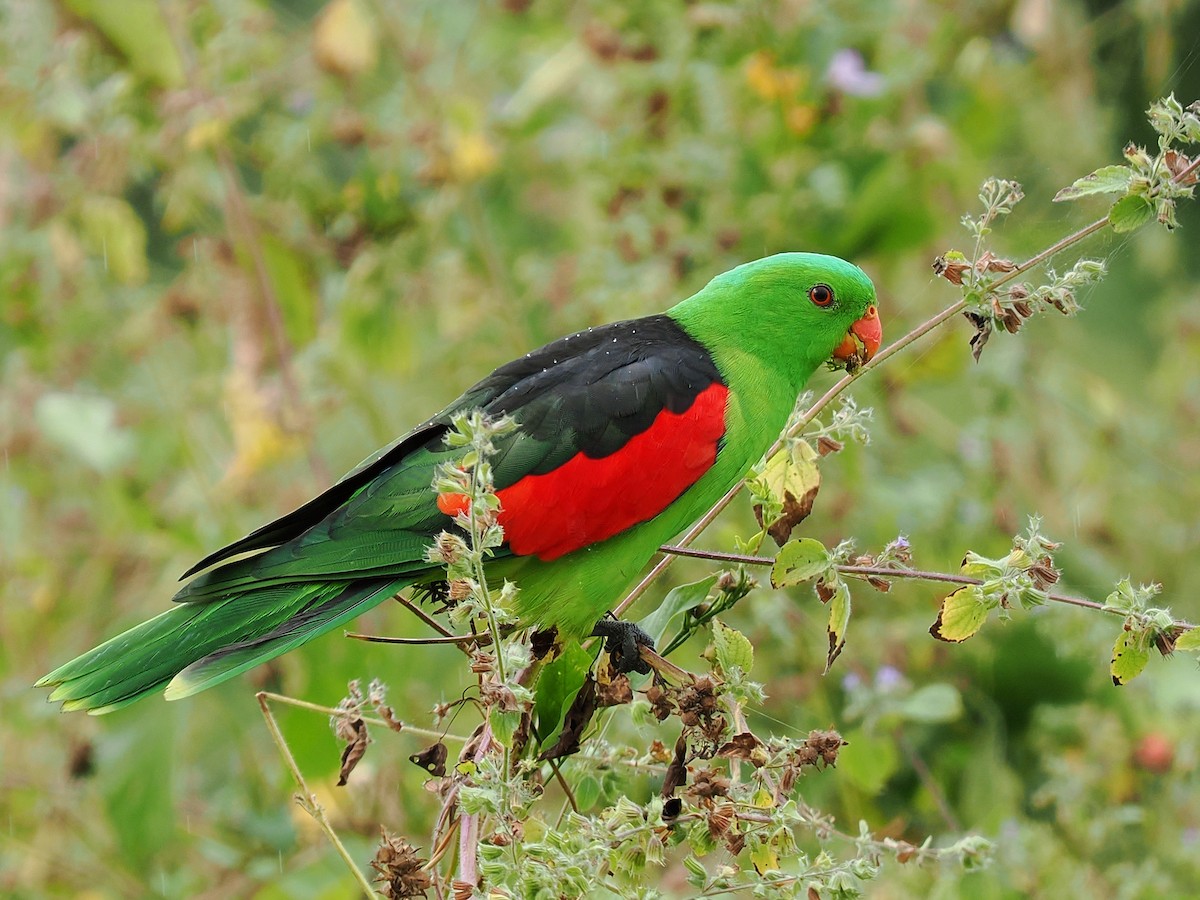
1053;165;1133;201
1108;194;1155;233
838;727;899;794
825;580;851;673
260;234;318;345
532;642;593;749
929;586;989;642
897;683;963;724
1111;628;1151;685
637;576;716;647
489;709;522;748
102;709;178;868
63;0;184;87
1174;629;1200;652
78;196;148;285
770;537;830;588
711;618;754;676
573;774;602;811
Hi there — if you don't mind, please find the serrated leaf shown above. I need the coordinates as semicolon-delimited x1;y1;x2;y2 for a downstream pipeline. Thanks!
1111;628;1151;685
929;586;988;642
1108;194;1155;233
754;439;821;546
825;580;851;673
1174;628;1200;652
771;538;830;588
1053;165;1133;201
712;618;754;676
637;576;717;647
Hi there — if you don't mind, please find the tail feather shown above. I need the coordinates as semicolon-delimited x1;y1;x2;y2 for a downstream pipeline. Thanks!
38;577;406;715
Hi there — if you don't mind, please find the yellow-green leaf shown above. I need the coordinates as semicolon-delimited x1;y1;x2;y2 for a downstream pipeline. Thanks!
825;580;851;672
929;586;989;642
79;196;148;286
712;618;754;676
1174;628;1200;652
749;837;779;874
63;0;184;87
260;234;318;345
771;537;830;588
314;0;379;79
1111;628;1151;685
755;439;821;546
1053;165;1133;201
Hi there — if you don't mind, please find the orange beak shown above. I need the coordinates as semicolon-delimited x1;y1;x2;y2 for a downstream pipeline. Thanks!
831;304;882;364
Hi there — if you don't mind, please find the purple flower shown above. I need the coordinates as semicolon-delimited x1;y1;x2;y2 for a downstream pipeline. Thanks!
875;665;904;690
825;49;885;97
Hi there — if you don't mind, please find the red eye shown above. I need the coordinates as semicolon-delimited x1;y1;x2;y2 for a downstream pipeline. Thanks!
809;283;834;307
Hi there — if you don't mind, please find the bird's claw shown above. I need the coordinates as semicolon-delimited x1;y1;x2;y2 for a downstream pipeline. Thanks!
590;618;654;675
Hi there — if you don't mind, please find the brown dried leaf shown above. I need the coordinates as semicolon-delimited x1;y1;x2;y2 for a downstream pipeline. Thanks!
662;735;688;797
409;741;448;777
964;312;992;362
976;250;1017;273
539;673;597;762
717;731;768;767
932;254;969;285
595;672;634;707
337;718;369;786
815;435;844;456
375;704;405;733
687;766;730;801
645;683;676;721
1155;626;1186;657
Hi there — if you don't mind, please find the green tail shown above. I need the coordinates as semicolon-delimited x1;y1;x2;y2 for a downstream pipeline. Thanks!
36;577;406;714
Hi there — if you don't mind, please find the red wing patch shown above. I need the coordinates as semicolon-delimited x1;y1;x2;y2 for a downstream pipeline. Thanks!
495;383;728;560
436;383;728;561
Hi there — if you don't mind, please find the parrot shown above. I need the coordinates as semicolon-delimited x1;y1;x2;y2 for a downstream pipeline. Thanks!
38;252;881;714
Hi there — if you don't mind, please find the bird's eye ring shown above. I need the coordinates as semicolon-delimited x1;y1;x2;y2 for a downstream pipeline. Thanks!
809;284;835;307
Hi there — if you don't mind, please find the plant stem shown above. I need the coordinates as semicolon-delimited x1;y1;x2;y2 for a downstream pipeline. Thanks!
256;693;378;897
989;216;1109;291
615;208;1123;621
257;690;469;743
655;545;1197;630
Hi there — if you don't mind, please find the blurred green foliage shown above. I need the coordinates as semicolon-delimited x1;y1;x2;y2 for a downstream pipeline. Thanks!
3;0;1200;896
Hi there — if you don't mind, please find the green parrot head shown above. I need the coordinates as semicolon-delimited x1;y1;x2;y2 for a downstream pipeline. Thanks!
670;252;882;388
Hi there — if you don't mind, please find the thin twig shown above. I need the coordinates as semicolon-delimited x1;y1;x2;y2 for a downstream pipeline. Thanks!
257;690;469;743
256;693;377;896
896;729;961;832
614;211;1126;621
655;546;1197;630
395;593;457;638
546;757;581;814
346;630;490;646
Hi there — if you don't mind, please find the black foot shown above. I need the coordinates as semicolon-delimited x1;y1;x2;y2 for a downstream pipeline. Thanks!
591;617;654;675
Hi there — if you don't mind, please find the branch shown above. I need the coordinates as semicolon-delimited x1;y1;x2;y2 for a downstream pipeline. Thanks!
656;545;1198;631
614;208;1126;620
